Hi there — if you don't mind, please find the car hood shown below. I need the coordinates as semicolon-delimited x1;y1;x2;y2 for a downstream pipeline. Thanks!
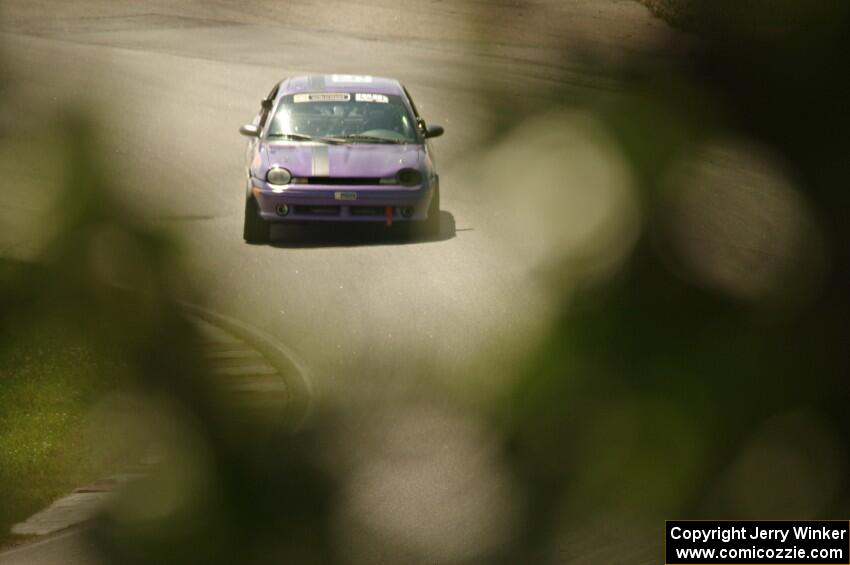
262;142;424;178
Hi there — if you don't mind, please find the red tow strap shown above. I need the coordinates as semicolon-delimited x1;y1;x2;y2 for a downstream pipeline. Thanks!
385;206;393;227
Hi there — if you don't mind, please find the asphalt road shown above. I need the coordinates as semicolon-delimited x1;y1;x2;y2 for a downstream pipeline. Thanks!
0;1;677;562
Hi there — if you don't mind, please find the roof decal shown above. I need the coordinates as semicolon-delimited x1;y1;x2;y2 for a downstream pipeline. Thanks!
355;93;389;103
331;74;372;83
294;93;351;103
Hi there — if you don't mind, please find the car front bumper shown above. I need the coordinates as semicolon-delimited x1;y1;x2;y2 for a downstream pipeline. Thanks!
250;178;435;223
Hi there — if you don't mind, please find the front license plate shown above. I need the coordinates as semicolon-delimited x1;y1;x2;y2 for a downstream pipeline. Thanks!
334;191;357;201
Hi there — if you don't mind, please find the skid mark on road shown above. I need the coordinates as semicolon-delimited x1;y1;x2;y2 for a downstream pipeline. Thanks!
151;214;218;222
13;13;244;36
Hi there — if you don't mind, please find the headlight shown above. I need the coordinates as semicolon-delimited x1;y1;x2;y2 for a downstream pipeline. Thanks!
266;167;292;186
397;168;422;187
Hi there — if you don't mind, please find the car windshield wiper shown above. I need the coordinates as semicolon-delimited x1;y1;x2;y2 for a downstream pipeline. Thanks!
331;135;404;144
267;133;343;144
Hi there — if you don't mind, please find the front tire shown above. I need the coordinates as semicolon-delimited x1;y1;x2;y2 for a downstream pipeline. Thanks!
243;195;270;243
422;185;441;237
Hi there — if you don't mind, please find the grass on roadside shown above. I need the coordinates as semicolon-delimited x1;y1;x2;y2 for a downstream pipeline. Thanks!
0;318;138;547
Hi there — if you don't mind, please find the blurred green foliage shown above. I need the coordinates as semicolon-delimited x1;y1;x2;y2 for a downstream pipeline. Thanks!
2;1;850;563
0;317;124;542
493;1;850;559
0;115;215;546
639;0;850;39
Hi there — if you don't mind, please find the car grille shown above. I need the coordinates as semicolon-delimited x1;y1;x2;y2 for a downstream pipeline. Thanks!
304;177;382;185
349;206;384;216
294;205;341;216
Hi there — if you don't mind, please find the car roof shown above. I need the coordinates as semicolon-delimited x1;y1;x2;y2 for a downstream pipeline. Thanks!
277;75;405;98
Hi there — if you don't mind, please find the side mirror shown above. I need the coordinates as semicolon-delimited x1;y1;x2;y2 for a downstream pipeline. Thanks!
424;125;444;139
239;124;261;137
261;99;274;110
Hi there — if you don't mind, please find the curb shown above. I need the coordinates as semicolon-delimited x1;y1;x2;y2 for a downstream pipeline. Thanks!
180;302;314;431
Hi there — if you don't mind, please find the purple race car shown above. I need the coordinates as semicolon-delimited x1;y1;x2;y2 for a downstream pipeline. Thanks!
239;74;444;243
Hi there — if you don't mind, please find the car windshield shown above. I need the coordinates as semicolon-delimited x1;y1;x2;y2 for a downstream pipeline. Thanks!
267;92;419;143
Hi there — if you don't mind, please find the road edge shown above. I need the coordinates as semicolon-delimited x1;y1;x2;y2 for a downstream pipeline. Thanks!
180;302;315;431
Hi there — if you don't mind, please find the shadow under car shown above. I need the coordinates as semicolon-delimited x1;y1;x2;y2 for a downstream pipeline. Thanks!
263;210;457;249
